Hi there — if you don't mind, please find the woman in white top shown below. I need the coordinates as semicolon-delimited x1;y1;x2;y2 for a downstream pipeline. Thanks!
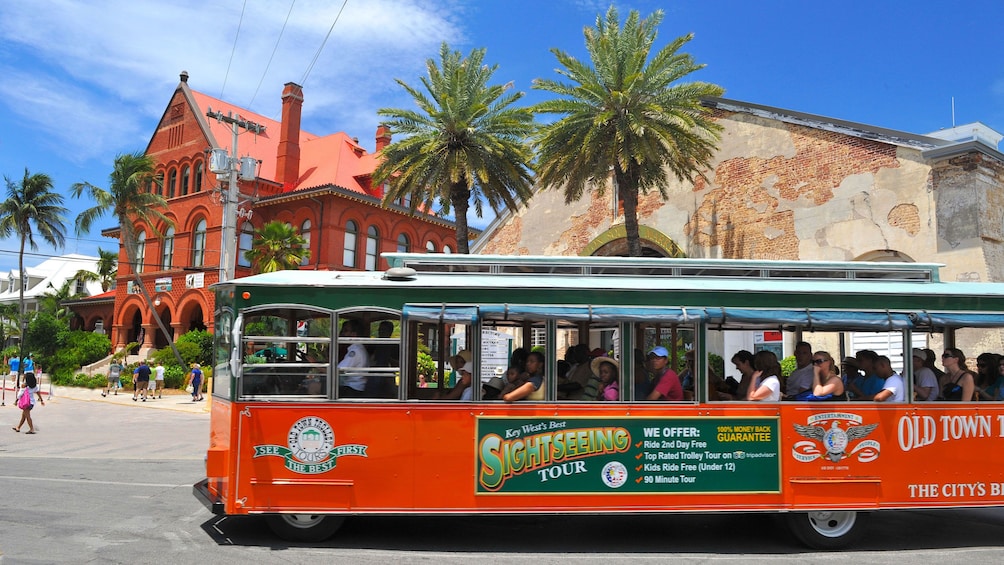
748;350;782;401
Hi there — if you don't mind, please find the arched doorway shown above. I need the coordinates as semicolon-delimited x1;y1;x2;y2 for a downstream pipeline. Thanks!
154;307;173;349
581;225;686;258
186;303;207;332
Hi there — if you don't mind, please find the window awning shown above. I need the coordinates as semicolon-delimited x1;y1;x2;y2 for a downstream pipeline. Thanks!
402;304;480;324
707;309;915;330
478;304;705;323
912;311;1004;328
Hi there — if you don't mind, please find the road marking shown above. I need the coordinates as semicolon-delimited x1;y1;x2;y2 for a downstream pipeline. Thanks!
0;475;188;488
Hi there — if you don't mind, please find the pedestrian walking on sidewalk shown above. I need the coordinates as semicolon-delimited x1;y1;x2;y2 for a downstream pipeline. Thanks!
12;373;44;434
133;359;151;401
102;359;123;397
186;363;204;402
153;361;165;399
7;354;19;389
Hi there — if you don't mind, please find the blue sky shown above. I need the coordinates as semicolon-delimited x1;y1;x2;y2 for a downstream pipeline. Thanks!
1;0;1002;272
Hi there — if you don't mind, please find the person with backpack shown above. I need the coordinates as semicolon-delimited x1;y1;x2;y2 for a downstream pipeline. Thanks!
12;373;44;434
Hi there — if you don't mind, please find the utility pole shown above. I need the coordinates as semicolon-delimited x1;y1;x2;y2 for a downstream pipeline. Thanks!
206;107;264;282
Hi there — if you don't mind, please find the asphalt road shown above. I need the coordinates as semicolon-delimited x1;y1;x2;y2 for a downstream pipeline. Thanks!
1;391;1004;564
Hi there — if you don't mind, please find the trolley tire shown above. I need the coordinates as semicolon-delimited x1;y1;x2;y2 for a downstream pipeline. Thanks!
784;510;865;550
265;514;345;542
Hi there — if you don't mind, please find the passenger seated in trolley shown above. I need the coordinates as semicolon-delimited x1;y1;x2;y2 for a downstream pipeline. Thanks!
872;355;906;402
436;361;473;401
645;346;683;401
806;351;845;401
337;318;368;398
748;350;782;401
591;357;620;401
502;351;545;402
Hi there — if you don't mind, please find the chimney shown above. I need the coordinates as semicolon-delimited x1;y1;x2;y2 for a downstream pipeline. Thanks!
276;82;303;187
375;124;391;152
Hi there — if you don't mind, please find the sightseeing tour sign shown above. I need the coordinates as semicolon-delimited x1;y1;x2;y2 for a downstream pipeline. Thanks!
476;416;780;494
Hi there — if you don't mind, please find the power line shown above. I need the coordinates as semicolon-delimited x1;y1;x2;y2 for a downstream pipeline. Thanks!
220;0;249;99
300;0;349;88
248;0;297;109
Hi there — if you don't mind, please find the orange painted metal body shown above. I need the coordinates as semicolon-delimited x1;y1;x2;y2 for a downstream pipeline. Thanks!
201;399;1004;516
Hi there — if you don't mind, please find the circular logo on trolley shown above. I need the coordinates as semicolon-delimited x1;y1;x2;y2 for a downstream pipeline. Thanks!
601;461;628;489
823;423;849;457
287;417;335;463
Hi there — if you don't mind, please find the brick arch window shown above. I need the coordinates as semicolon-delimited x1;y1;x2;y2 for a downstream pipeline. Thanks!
365;226;380;271
194;161;204;193
343;220;358;268
192;218;207;267
443;243;453;254
161;226;175;269
135;230;146;274
238;221;253;268
300;219;312;266
167;168;177;198
397;233;410;253
426;240;436;253
181;165;190;196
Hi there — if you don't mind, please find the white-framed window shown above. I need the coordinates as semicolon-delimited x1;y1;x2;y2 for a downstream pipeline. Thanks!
365;226;379;271
238;221;253;268
192;219;207;267
300;219;311;266
135;230;146;274
343;221;358;268
443;244;453;254
426;240;435;253
181;165;190;196
161;227;175;270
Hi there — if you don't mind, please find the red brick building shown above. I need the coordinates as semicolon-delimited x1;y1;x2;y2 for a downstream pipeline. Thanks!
90;72;460;353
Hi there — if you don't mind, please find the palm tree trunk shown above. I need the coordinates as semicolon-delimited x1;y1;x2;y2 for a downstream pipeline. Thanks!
616;167;643;257
451;181;472;254
122;226;185;367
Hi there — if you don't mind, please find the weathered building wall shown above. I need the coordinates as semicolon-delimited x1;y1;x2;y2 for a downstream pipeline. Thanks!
480;109;950;269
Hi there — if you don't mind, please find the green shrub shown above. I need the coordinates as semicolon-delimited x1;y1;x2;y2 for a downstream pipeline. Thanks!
780;355;796;378
164;365;186;389
177;329;214;366
416;351;435;379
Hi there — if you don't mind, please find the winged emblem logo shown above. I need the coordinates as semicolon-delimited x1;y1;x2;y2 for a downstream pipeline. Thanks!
791;413;881;463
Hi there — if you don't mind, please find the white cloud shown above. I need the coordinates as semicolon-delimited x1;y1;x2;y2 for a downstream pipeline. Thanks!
0;0;464;157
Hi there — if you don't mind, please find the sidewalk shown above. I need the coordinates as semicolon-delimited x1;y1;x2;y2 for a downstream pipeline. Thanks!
1;381;210;414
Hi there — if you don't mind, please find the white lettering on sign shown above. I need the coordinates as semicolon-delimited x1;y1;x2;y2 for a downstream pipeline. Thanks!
908;482;990;499
897;415;996;452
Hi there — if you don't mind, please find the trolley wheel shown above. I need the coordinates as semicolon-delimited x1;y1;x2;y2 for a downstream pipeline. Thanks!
265;514;345;542
784;510;865;549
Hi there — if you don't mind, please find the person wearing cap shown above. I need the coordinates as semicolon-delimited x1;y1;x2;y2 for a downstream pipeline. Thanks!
482;376;505;400
912;348;938;401
645;346;683;401
437;361;474;400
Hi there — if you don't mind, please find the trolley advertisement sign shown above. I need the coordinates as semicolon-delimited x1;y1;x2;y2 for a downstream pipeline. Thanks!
476;417;780;494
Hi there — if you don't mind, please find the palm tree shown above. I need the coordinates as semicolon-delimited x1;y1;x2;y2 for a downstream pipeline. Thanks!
71;152;184;366
74;247;118;292
533;7;725;257
39;279;81;321
372;42;535;254
244;221;309;273
0;169;68;383
0;303;18;348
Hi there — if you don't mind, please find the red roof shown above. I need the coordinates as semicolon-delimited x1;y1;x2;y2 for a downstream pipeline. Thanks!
189;90;378;197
